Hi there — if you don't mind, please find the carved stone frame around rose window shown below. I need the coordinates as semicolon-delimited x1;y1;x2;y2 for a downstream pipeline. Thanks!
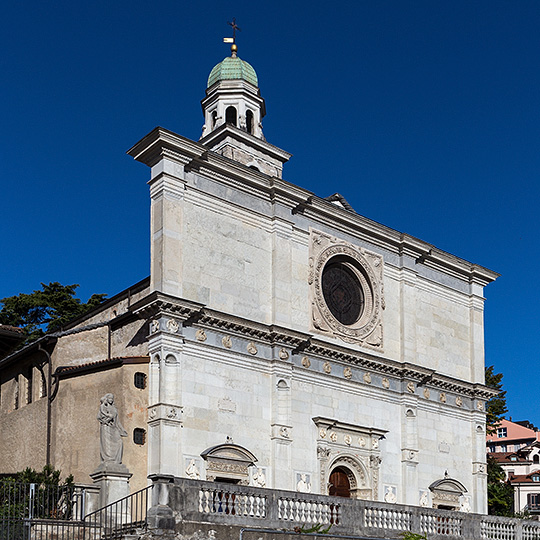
308;229;385;348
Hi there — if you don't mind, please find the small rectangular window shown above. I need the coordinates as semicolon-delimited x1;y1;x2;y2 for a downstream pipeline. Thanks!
134;372;147;390
133;428;146;445
26;367;33;405
497;427;507;438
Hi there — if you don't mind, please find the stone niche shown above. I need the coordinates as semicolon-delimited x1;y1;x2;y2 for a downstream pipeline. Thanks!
201;443;257;486
429;474;467;510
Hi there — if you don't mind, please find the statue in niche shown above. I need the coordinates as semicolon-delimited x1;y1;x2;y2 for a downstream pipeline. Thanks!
186;459;201;479
384;486;397;504
419;491;430;507
252;468;266;487
97;393;127;464
297;473;312;493
460;497;472;513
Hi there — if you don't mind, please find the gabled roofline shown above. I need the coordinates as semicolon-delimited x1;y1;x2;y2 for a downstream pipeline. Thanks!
0;277;150;370
128;126;499;286
62;276;150;331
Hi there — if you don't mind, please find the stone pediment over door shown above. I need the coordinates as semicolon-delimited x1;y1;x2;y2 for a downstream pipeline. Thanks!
201;443;257;485
429;474;467;510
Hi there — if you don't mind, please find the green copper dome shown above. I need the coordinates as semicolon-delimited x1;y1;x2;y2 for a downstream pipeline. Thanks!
207;56;258;88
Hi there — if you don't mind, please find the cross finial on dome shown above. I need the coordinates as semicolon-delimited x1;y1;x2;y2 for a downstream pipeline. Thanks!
224;18;241;57
227;18;241;41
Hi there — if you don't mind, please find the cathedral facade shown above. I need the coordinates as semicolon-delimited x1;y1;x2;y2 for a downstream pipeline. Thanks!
128;43;498;513
0;44;498;516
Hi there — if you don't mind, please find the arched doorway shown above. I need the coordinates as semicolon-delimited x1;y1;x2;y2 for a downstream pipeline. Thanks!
329;467;351;498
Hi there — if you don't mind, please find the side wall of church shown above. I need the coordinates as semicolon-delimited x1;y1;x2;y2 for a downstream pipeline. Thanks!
51;363;149;493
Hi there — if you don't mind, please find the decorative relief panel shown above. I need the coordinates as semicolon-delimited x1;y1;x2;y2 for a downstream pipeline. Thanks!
195;328;207;342
147;403;183;424
166;319;180;333
309;229;385;348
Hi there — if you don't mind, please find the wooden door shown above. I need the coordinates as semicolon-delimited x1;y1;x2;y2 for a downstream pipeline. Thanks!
329;467;351;498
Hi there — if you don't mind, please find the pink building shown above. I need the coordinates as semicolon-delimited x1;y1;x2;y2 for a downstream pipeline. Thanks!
487;418;540;514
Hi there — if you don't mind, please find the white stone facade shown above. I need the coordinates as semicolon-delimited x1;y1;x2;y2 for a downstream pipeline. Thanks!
127;59;498;514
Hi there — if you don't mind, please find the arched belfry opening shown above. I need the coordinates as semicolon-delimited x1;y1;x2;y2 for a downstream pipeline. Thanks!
246;109;254;134
225;106;237;126
329;466;352;498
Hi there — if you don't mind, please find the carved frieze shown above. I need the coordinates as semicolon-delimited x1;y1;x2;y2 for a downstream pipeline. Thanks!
147;403;183;424
195;328;207;342
166;319;180;333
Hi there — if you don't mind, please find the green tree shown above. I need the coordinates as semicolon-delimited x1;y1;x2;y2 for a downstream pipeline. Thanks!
484;366;514;515
0;282;106;345
485;365;508;434
0;465;75;532
487;455;514;516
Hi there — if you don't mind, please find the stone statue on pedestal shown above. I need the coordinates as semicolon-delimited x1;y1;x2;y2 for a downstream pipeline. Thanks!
97;393;127;464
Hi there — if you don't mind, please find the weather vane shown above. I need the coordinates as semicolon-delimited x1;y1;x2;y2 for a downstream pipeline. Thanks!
223;17;242;55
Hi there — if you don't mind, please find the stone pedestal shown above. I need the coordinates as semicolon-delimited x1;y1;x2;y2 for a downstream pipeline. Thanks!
90;463;132;510
147;474;175;531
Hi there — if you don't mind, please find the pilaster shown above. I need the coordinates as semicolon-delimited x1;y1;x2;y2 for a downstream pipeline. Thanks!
400;395;419;506
270;345;293;490
147;315;185;478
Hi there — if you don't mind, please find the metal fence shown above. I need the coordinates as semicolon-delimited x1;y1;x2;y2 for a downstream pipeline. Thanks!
0;481;151;540
0;481;84;540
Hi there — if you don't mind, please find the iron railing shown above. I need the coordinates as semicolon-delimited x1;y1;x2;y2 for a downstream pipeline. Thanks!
82;485;151;539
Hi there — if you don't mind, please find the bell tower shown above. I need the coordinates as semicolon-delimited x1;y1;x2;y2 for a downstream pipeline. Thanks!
201;43;266;140
199;30;291;178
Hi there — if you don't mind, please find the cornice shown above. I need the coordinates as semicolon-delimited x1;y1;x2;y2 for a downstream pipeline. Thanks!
200;123;292;163
129;291;497;400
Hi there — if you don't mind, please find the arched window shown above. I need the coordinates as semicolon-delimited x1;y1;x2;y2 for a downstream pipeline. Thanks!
329;467;351;498
246;110;254;134
212;110;218;129
225;106;237;126
534;454;539;464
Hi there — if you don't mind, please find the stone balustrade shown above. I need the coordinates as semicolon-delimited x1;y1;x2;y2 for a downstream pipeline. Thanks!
150;476;540;540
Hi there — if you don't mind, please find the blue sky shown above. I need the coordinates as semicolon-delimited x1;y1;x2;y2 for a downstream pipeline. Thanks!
1;1;538;422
